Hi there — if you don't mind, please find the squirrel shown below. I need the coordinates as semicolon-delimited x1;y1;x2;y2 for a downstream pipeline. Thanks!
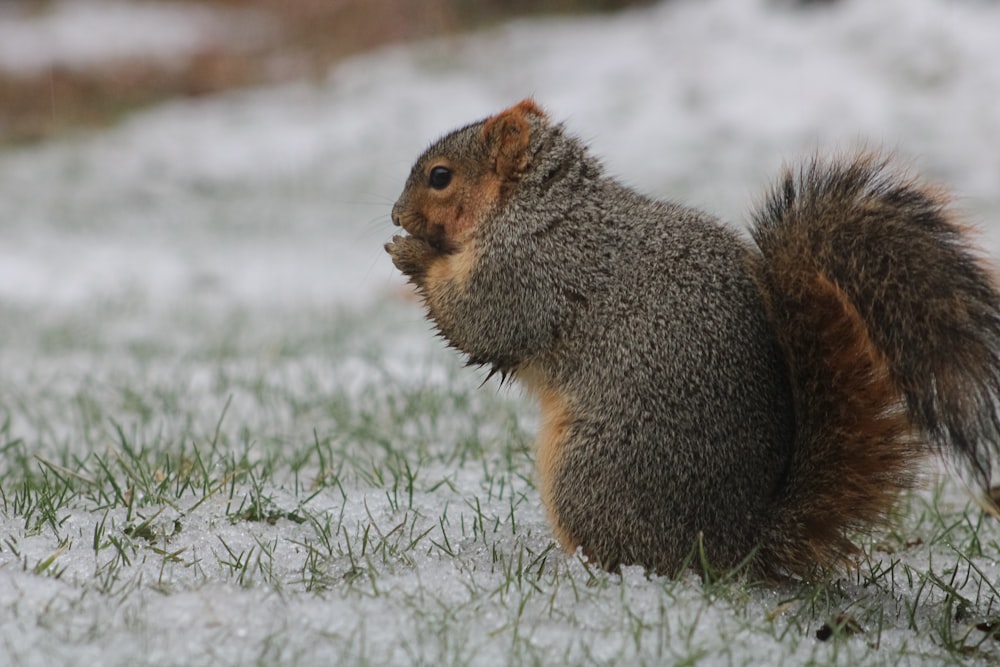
384;99;1000;579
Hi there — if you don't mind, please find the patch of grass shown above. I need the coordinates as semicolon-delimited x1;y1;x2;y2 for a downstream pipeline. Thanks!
1;300;998;666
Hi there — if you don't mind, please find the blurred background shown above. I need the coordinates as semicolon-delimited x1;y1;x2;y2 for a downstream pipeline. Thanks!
1;0;999;327
0;0;654;143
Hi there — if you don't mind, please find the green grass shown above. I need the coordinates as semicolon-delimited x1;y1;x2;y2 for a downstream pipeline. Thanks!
1;299;999;666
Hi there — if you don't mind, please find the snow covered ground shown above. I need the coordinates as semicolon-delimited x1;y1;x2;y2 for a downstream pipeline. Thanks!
0;0;269;75
2;0;1000;665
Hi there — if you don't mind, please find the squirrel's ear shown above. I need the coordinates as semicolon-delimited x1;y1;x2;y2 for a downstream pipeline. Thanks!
482;99;547;180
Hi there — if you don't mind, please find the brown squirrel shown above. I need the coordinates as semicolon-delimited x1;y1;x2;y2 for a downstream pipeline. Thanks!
385;99;1000;579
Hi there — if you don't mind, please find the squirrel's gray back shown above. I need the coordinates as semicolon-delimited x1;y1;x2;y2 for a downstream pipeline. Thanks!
496;145;796;568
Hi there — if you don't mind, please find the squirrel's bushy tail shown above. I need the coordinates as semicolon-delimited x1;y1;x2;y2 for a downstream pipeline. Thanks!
749;152;1000;577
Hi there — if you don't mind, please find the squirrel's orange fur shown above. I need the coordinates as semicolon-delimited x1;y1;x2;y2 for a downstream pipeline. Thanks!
757;271;917;573
519;365;579;553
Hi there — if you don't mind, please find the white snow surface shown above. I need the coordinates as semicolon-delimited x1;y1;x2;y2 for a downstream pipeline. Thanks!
2;0;1000;665
0;0;271;75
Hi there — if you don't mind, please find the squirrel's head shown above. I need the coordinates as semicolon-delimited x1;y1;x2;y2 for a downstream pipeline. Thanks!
386;100;597;371
387;99;550;282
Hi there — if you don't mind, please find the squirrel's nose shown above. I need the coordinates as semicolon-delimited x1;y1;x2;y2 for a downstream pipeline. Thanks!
390;202;402;226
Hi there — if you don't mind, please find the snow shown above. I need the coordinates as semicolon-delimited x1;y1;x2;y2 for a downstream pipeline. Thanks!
0;0;270;75
2;0;1000;665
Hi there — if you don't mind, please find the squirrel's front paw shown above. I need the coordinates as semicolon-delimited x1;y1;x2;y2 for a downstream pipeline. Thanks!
385;235;437;284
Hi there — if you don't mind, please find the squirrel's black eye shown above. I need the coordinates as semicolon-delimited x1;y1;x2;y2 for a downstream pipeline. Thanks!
428;166;452;190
